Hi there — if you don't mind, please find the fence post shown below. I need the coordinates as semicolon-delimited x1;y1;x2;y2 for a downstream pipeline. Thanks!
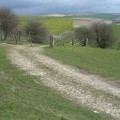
50;35;54;47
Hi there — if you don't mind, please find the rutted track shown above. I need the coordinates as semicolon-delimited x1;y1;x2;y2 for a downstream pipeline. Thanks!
7;45;120;119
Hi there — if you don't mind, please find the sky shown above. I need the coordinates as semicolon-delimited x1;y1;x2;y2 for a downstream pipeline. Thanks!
0;0;120;15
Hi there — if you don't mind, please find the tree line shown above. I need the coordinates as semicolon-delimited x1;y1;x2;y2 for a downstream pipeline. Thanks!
0;8;49;45
75;23;114;48
0;8;115;49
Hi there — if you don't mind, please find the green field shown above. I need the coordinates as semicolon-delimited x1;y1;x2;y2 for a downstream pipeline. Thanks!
42;17;73;35
45;46;120;81
19;16;73;35
0;46;113;120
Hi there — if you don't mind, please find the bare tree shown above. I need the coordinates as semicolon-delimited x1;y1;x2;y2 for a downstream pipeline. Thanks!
0;8;18;40
12;26;23;44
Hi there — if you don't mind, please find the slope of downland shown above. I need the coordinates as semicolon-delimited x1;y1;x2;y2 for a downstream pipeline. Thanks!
0;44;114;120
2;44;120;119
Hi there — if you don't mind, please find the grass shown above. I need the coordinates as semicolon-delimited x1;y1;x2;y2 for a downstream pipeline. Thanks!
42;17;73;35
19;16;73;35
0;45;113;120
45;46;120;81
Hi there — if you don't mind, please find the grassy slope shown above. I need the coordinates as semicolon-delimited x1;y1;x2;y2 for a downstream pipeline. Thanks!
0;46;112;120
45;46;120;81
19;16;73;35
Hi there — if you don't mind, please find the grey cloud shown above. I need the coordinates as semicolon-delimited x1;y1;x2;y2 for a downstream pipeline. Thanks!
0;0;120;14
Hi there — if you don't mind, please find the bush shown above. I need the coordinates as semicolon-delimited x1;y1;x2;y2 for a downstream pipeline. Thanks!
92;23;114;48
25;20;49;44
75;27;96;47
74;23;114;48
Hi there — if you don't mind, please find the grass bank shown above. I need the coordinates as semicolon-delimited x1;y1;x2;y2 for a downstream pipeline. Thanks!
45;46;120;81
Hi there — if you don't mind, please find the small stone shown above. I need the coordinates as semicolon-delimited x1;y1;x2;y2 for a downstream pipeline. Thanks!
93;111;99;114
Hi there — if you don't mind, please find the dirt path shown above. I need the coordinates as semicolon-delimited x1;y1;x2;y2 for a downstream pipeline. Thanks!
7;45;120;119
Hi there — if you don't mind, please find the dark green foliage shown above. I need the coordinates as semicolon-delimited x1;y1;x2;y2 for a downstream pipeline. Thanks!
25;20;49;44
75;27;96;47
75;23;114;48
92;23;114;48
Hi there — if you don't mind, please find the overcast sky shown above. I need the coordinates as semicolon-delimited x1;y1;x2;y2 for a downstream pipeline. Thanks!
0;0;120;15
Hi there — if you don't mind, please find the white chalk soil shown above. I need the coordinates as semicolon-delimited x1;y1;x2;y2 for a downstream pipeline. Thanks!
5;44;120;119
